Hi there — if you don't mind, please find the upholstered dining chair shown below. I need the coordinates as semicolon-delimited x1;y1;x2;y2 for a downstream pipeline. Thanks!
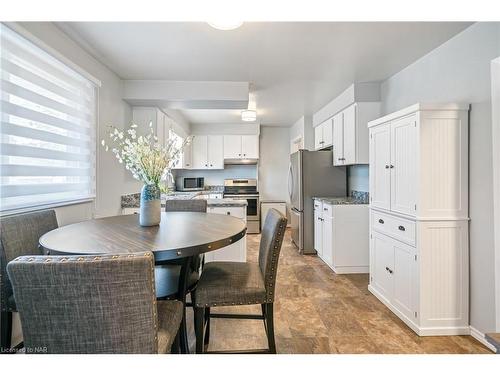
156;199;208;299
0;210;58;352
7;252;183;354
193;208;287;354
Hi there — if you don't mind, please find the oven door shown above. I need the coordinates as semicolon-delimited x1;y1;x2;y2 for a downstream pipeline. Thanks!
224;194;259;221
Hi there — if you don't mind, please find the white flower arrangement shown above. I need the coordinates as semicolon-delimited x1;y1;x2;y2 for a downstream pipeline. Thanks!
102;122;190;192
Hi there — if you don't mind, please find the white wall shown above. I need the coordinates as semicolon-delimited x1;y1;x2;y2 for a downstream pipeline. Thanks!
259;126;291;217
380;22;500;335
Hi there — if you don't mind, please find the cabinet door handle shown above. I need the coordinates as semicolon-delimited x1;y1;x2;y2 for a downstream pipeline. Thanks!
390;165;394;169
385;266;389;272
323;207;328;211
385;165;389;169
205;164;208;167
227;212;231;215
398;225;406;231
388;268;393;274
238;153;241;156
210;164;213;167
378;219;384;224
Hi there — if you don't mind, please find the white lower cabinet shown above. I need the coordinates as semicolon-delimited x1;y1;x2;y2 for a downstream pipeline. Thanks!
313;200;323;257
313;200;369;274
205;206;247;262
369;209;469;336
370;230;416;323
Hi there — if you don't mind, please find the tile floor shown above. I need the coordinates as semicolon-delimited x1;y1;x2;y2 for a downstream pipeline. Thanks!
186;230;491;354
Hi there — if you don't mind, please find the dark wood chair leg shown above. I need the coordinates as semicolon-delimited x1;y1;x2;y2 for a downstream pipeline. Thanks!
171;331;181;354
204;307;210;347
194;307;205;354
1;311;12;353
264;303;276;354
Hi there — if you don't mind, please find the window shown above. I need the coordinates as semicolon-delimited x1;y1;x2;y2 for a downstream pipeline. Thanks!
0;24;97;213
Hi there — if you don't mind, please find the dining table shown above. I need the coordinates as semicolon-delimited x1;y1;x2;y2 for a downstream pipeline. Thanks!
39;211;247;354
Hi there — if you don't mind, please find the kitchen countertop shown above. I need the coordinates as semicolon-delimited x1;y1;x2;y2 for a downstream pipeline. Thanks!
207;199;247;207
121;187;248;209
313;190;369;205
313;196;368;205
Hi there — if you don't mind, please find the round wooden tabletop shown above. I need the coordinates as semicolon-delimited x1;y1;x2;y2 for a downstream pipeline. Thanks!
39;212;247;262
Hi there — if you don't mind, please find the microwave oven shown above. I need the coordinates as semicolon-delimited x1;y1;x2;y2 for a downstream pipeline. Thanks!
176;177;204;191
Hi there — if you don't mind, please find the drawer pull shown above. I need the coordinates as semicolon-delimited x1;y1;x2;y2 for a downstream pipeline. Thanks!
227;212;231;215
378;219;384;224
324;207;328;211
398;225;406;231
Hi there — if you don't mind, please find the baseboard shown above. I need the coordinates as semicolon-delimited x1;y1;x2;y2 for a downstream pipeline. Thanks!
332;265;369;274
369;285;472;337
470;326;497;353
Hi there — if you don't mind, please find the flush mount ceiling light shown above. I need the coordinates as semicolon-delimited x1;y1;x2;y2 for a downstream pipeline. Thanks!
208;21;243;30
241;110;257;122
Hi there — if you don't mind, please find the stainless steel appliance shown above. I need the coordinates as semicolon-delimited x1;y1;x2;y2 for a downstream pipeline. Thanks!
223;178;260;234
289;150;346;254
176;177;204;191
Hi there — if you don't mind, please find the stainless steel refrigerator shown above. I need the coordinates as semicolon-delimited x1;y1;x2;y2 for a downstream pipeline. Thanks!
288;150;347;254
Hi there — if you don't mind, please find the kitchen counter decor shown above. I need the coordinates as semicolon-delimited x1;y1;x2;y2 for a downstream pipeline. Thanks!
102;122;189;226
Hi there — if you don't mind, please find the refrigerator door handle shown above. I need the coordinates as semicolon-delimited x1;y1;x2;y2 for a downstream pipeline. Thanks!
288;162;293;202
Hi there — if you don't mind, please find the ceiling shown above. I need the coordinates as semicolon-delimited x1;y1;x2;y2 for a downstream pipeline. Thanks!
57;22;472;126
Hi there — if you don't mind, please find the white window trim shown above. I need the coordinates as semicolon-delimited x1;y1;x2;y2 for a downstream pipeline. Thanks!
1;22;100;215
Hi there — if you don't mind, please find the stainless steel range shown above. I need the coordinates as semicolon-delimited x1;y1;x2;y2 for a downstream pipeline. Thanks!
223;179;260;234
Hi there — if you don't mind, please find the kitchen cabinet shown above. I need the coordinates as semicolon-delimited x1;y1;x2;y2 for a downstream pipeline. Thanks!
205;205;247;262
333;103;380;166
313;200;323;257
368;103;470;336
132;107;168;144
191;135;224;169
314;118;333;150
370;230;417;321
332;112;344;165
369;123;391;210
313;199;369;273
223;135;259;159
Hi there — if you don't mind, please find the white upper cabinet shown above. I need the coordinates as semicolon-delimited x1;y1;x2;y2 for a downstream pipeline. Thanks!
368;103;469;219
223;135;242;159
333;103;380;166
342;104;356;164
314;119;333;150
314;124;323;150
191;135;208;169
332;112;344;166
191;135;224;169
207;136;224;169
390;115;417;216
369;114;417;216
223;135;259;160
241;135;259;159
369;124;392;211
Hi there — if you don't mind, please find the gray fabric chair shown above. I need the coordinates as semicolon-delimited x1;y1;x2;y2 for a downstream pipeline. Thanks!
193;208;287;354
156;199;208;298
7;252;183;354
0;210;58;352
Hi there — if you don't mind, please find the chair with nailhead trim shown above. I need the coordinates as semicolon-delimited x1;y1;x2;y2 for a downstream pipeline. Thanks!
193;208;287;354
6;252;183;354
1;210;58;353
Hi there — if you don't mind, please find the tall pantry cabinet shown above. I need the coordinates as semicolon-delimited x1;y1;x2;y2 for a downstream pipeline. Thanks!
368;103;470;336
